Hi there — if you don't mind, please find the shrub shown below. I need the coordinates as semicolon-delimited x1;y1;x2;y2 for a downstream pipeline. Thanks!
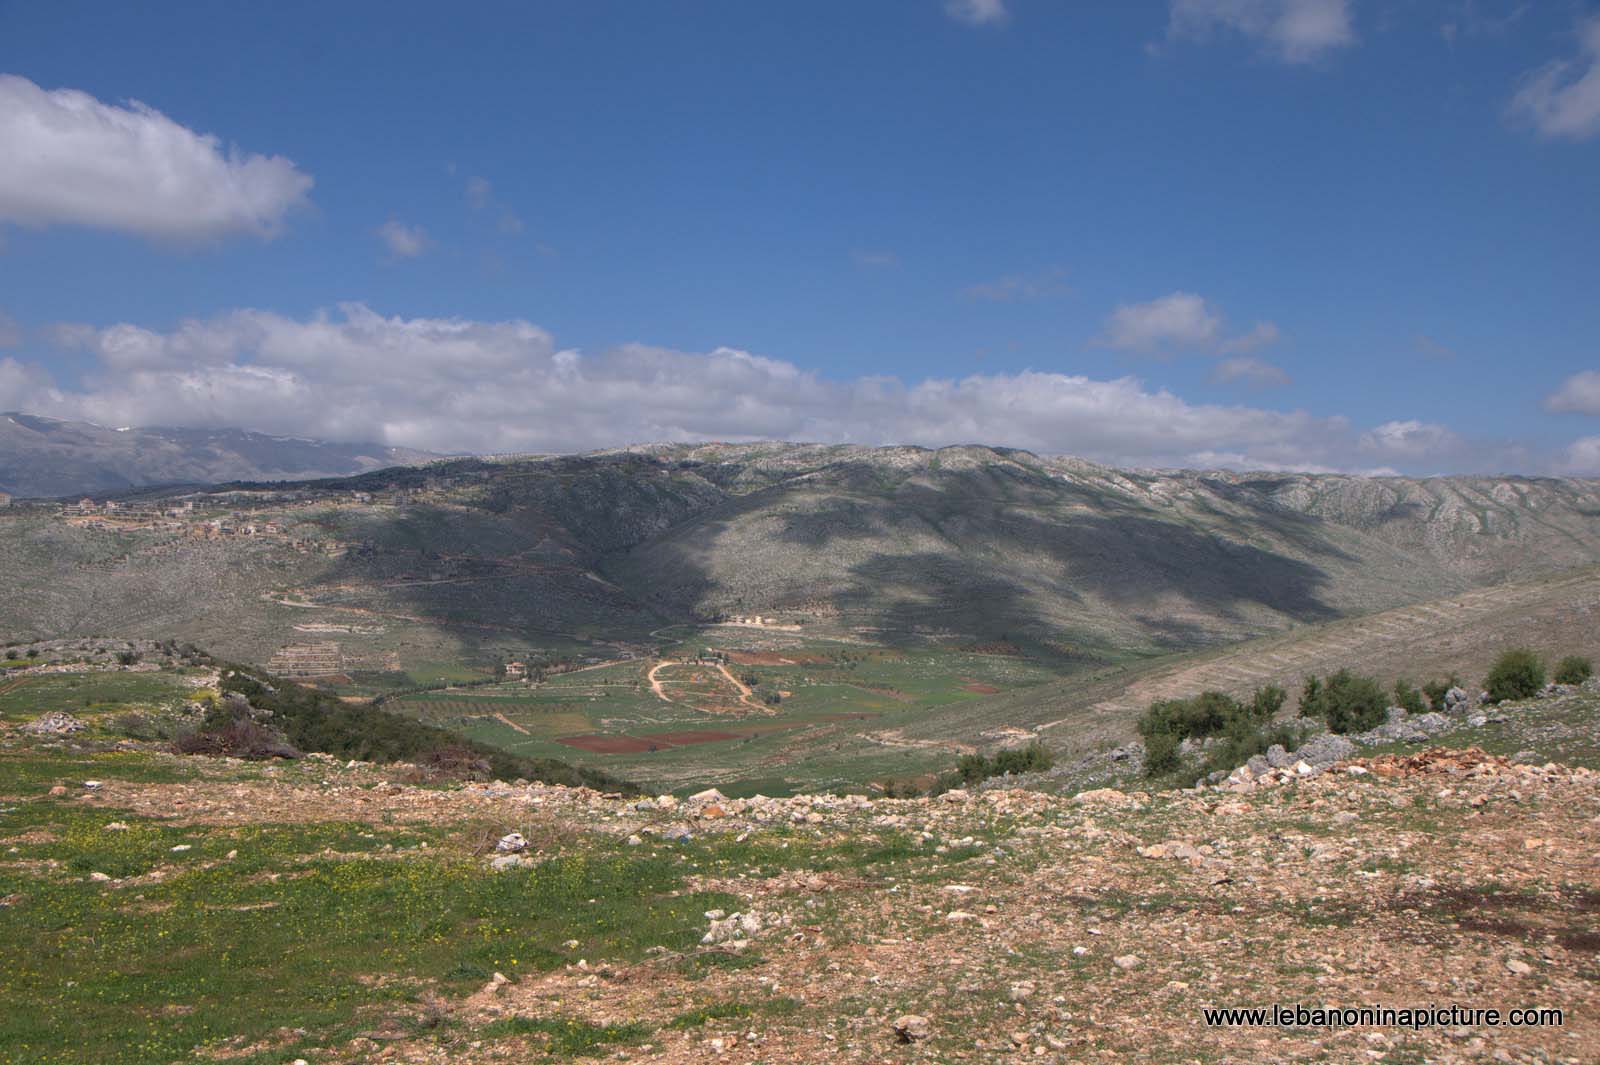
1143;732;1181;777
1137;691;1237;741
1138;685;1289;779
1554;655;1593;686
1392;679;1425;715
417;745;494;782
174;717;299;760
1248;684;1287;722
115;650;140;666
1484;649;1544;704
1300;670;1386;734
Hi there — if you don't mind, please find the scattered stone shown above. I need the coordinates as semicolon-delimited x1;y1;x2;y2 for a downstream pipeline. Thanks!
1113;954;1143;970
1505;959;1533;975
489;854;532;871
892;1015;931;1042
495;832;528;854
689;788;728;804
22;712;86;735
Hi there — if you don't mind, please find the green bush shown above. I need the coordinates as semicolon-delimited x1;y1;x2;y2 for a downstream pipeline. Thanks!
1554;655;1593;686
1143;732;1181;777
1138;685;1288;779
1248;684;1287;722
1392;678;1425;715
1300;670;1386;734
1484;649;1544;704
1137;691;1238;741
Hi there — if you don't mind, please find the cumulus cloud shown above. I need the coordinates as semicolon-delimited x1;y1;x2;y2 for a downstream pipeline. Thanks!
0;302;1438;471
0;74;312;241
1358;419;1464;461
1100;292;1223;353
1561;436;1600;475
1545;370;1600;415
376;220;431;259
945;0;1008;26
1508;17;1600;141
1166;0;1355;63
1099;292;1284;357
961;268;1070;302
1211;356;1291;388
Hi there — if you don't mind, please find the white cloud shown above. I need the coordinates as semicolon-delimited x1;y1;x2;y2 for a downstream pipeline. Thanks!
0;302;1425;471
1166;0;1355;63
962;268;1070;302
0;74;312;241
1099;292;1223;353
1560;436;1600;475
1219;321;1282;354
1211;356;1291;388
1545;370;1600;415
376;220;431;259
1508;17;1600;141
1358;419;1464;461
1100;292;1282;356
945;0;1008;27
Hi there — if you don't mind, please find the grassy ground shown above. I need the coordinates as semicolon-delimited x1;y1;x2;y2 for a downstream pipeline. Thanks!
0;671;199;724
382;632;1067;794
2;723;1597;1064
0;743;1003;1065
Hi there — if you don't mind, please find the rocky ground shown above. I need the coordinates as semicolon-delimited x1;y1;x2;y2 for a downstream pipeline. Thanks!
3;712;1598;1064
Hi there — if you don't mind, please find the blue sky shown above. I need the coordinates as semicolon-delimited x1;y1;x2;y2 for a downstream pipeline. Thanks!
1;0;1598;473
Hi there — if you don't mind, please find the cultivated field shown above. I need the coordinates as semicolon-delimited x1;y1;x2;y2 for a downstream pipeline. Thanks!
385;633;1063;794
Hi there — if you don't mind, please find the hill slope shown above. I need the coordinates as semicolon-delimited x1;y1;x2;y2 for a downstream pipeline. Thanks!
2;443;1600;670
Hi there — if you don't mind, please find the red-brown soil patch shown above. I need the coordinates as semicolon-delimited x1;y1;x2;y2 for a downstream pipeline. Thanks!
960;681;1001;694
726;651;827;665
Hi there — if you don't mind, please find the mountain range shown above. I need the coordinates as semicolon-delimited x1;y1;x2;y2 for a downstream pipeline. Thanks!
0;412;437;498
3;439;1599;671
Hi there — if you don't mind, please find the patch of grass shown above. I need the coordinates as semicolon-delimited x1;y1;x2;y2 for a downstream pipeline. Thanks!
0;806;737;1064
483;1015;650;1056
667;995;801;1030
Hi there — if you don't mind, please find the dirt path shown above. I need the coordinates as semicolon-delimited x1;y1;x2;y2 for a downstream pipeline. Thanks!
713;661;771;713
492;712;531;736
647;660;676;704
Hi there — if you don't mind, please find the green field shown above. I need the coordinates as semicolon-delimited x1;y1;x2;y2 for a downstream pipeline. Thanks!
383;630;1069;793
0;671;201;724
